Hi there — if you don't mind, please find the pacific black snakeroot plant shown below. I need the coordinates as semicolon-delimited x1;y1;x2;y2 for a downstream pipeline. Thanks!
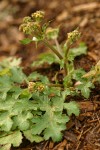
19;10;97;97
0;11;100;150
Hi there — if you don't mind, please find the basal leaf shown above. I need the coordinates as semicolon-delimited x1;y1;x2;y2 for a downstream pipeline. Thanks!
43;86;61;96
32;114;48;135
0;112;13;132
0;98;16;111
10;67;27;83
28;71;50;84
81;86;90;98
73;68;86;81
44;124;63;142
23;129;43;142
10;86;23;99
43;112;69;141
0;144;11;150
51;96;64;111
62;89;72;99
12;99;37;115
13;112;33;130
0;75;12;99
0;57;21;69
32;107;69;142
19;88;32;99
0;130;22;147
64;101;80;116
76;81;94;98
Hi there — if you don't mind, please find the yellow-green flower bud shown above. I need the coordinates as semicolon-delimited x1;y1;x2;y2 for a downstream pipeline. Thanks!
23;16;32;23
31;11;45;22
23;26;32;34
67;29;81;44
32;22;40;30
28;82;36;92
22;22;33;34
37;84;45;92
19;23;26;31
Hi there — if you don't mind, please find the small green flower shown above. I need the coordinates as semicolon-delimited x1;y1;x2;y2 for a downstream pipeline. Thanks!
67;29;81;44
19;21;40;35
23;25;33;34
31;11;45;22
23;16;32;23
37;84;45;92
32;22;40;30
28;82;36;92
19;24;26;31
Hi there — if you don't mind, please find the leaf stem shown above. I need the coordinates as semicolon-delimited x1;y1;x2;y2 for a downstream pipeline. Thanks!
64;41;70;75
43;39;63;60
54;38;62;53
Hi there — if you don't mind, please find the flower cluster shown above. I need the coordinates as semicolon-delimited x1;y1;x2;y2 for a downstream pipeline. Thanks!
31;11;45;22
67;29;81;44
19;11;45;34
28;82;45;92
28;82;36;92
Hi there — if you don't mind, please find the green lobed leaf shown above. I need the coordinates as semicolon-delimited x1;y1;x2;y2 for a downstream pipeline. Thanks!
64;101;80;116
73;68;86;81
0;98;16;112
32;112;68;142
23;129;43;142
13;112;33;131
0;144;11;150
0;57;21;69
0;75;12;100
0;63;81;145
76;81;94;98
28;71;50;84
12;99;37;115
10;86;23;99
10;67;27;83
68;43;87;62
0;112;13;132
19;88;32;99
31;94;70;142
32;114;48;135
0;130;22;147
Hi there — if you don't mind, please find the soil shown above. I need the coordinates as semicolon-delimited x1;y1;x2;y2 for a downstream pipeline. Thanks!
0;0;100;150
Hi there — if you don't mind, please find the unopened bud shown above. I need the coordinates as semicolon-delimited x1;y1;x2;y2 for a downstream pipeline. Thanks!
37;84;45;92
28;82;36;92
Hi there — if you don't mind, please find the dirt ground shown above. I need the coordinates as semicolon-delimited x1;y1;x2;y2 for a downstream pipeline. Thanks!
0;0;100;150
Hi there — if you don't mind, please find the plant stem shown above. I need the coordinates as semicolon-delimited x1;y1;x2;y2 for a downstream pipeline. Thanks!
64;41;70;75
54;38;62;53
43;39;63;60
